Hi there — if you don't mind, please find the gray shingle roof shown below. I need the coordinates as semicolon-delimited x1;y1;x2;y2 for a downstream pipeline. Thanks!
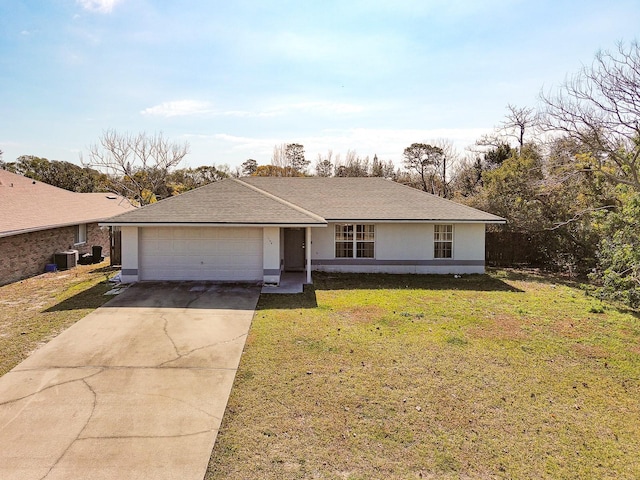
103;177;504;225
0;169;136;237
104;178;326;225
242;177;505;222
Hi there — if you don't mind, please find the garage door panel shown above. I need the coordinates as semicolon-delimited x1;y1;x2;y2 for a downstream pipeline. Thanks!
139;227;263;281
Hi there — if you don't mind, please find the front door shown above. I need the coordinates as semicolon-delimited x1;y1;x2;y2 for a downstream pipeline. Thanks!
284;228;305;271
110;226;122;266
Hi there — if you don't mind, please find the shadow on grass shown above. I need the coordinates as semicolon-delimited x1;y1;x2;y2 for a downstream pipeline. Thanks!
258;284;318;310
311;272;523;293
44;282;113;312
90;265;120;274
491;267;584;288
257;273;522;309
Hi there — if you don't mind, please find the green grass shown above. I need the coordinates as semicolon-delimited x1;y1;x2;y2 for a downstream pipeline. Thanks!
0;261;117;376
207;270;640;479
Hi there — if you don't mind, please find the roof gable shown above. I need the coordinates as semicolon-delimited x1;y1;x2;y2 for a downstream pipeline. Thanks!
104;178;326;225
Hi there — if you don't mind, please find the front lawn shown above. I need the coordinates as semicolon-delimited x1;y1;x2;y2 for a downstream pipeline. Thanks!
206;270;640;479
0;261;118;376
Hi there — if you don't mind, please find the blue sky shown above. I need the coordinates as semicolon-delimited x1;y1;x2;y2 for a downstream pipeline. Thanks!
1;0;639;170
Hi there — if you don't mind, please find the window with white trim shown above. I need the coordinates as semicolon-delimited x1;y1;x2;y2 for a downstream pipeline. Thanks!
74;224;87;245
335;224;375;258
434;224;453;258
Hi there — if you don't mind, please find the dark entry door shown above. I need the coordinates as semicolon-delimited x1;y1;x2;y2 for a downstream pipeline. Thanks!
284;229;305;271
110;227;122;266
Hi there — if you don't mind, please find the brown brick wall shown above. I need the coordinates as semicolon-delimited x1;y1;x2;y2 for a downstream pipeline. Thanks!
0;223;111;286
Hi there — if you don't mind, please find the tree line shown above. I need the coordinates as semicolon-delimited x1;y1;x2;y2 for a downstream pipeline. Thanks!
1;41;638;307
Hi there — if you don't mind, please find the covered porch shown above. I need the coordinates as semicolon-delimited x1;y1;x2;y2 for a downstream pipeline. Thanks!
262;226;316;287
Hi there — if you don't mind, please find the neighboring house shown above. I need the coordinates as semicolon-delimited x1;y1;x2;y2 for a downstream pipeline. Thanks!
0;169;136;286
102;177;505;285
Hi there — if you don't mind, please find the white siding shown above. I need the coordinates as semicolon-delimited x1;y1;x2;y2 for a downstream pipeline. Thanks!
453;223;485;260
311;222;486;274
376;223;431;260
139;227;263;281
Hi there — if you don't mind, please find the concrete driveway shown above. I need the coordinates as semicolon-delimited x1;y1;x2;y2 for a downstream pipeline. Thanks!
0;282;260;480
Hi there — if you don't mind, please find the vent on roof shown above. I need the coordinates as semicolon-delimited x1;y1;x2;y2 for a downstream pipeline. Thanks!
106;195;118;199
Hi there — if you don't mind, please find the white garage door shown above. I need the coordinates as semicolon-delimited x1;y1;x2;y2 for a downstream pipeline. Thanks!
139;227;263;281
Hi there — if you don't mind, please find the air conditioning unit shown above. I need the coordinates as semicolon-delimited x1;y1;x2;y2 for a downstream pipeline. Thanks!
54;251;77;270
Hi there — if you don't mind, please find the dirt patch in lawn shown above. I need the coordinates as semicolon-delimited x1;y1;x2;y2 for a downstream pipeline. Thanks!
572;343;610;359
468;314;529;341
339;305;388;324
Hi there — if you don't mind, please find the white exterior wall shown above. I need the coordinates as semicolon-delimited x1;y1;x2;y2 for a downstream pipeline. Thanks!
120;226;139;283
309;224;334;259
376;223;431;260
453;223;485;261
311;222;486;274
263;227;281;284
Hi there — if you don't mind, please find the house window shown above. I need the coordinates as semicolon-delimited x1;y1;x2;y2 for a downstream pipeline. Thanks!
335;224;374;258
75;224;87;245
434;224;453;258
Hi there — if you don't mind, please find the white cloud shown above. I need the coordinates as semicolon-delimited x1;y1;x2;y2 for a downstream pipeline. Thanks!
142;99;366;119
141;100;215;117
76;0;123;14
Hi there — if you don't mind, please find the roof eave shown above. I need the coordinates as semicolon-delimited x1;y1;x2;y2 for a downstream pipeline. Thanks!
99;221;328;228
1;218;112;238
323;218;507;224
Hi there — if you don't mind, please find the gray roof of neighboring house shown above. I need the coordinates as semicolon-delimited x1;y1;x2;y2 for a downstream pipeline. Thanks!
0;169;137;237
103;177;505;225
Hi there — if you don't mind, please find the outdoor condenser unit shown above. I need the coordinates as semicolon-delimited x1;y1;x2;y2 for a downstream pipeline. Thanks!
54;251;77;270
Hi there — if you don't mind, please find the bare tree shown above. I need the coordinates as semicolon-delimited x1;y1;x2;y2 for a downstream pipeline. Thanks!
431;138;461;197
503;104;537;149
540;41;640;191
334;150;370;177
82;130;189;205
476;104;538;152
271;143;287;169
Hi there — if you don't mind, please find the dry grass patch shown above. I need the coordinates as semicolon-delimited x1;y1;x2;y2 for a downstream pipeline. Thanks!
0;261;117;376
468;314;530;341
207;270;640;480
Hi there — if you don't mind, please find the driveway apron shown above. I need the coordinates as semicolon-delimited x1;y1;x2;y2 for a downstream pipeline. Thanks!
0;282;259;480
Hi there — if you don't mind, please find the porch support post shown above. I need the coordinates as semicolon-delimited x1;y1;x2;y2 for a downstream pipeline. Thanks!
305;226;312;284
263;227;281;285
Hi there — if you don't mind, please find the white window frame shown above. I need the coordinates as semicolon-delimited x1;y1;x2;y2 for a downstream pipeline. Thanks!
335;224;375;259
433;224;453;259
74;224;87;245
